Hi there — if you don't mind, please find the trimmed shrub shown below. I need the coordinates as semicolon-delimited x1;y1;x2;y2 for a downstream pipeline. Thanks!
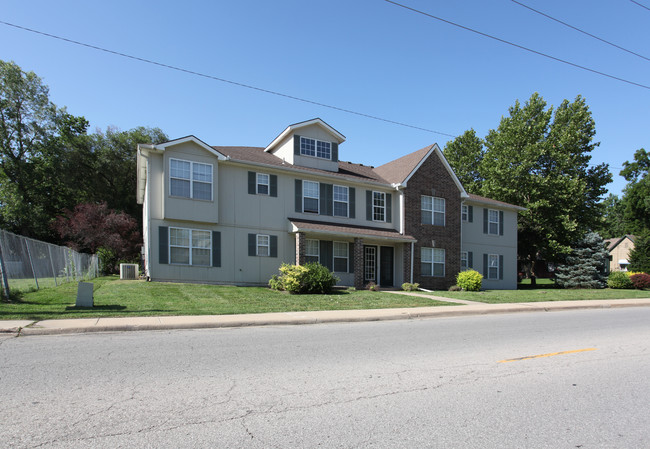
367;281;379;291
268;263;339;294
401;282;420;292
607;271;633;289
456;269;482;292
630;273;650;289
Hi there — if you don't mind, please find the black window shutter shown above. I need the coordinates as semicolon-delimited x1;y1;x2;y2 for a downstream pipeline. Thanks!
499;255;504;280
295;179;302;213
248;233;256;257
468;251;473;268
332;142;338;162
483;208;488;234
366;190;372;220
349;187;356;218
320;240;333;271
468;205;473;223
270;235;278;258
349;242;355;273
386;193;392;223
294;135;301;155
159;226;168;264
499;211;504;235
212;231;221;267
321;183;333;216
248;171;256;195
483;253;488;278
270;175;278;197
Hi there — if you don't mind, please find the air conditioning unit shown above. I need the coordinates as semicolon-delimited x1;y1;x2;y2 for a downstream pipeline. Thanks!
120;263;139;280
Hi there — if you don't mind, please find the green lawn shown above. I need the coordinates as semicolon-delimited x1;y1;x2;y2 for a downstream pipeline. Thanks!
0;276;458;321
430;287;650;303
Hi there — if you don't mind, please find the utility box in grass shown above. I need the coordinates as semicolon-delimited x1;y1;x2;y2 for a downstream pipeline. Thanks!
76;282;94;307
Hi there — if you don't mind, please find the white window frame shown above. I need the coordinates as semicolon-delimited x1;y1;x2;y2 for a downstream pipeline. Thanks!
169;227;212;266
333;185;349;218
333;241;349;272
421;247;445;277
303;180;320;214
169;158;213;201
488;209;500;235
300;137;332;160
257;234;270;257
461;205;468;221
373;191;386;222
256;173;270;195
305;239;320;263
460;251;468;270
422;195;445;226
488;254;499;280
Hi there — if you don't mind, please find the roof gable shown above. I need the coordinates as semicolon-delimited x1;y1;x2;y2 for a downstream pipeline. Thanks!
145;135;228;159
265;118;346;153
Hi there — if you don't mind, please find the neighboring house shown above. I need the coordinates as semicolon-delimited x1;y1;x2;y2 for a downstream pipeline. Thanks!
604;235;636;272
137;118;524;290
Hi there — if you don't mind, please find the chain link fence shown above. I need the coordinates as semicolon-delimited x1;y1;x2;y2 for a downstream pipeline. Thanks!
0;229;98;297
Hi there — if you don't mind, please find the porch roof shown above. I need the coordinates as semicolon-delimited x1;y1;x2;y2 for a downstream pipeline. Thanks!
289;218;416;242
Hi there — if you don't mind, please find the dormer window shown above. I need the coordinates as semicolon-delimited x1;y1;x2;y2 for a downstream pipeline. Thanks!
301;137;331;160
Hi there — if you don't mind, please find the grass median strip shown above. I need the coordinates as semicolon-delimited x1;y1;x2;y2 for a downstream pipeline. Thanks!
423;288;650;303
0;276;459;321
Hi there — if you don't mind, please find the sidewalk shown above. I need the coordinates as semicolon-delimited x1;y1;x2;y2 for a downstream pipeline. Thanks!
3;296;650;336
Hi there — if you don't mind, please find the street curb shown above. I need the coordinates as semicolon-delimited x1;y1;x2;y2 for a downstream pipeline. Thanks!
8;298;650;337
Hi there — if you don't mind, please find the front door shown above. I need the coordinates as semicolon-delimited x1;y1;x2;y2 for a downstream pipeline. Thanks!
380;246;394;287
364;245;377;284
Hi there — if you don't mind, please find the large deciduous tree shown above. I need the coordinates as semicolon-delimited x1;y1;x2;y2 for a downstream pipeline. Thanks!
619;148;650;235
480;93;611;283
443;129;484;194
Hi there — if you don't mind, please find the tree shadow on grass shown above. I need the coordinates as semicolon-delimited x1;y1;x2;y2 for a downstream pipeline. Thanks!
65;305;127;311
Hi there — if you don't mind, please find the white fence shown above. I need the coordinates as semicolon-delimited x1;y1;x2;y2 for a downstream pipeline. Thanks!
0;229;98;296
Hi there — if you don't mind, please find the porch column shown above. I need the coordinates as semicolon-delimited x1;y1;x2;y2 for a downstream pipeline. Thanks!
295;232;306;265
403;242;412;284
353;238;364;289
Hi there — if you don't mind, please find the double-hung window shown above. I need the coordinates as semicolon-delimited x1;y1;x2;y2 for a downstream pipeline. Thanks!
300;137;331;160
461;205;468;221
170;158;212;200
303;181;319;213
461;251;468;270
421;247;445;277
333;242;348;272
305;239;320;263
422;196;445;226
257;234;270;257
333;185;349;217
488;254;499;280
488;209;500;235
373;191;386;222
256;173;269;195
169;227;211;266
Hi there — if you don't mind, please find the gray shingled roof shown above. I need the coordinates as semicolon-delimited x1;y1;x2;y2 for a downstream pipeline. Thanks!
373;145;433;185
289;218;416;242
466;193;526;211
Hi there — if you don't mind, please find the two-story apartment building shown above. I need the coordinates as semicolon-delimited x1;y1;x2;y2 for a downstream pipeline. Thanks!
137;118;524;290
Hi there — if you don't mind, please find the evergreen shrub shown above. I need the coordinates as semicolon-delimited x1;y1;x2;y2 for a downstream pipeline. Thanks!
456;270;482;291
607;271;633;289
555;232;608;289
269;263;338;294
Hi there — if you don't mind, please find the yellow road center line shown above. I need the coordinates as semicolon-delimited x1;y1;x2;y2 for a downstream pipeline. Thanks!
498;348;597;363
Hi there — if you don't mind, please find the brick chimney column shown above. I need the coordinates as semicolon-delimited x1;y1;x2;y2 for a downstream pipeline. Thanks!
354;238;364;289
295;232;306;266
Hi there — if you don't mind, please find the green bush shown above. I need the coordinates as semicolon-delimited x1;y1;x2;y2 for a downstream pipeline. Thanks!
456;270;483;292
630;273;650;289
401;282;420;291
607;271;633;289
367;281;379;291
269;263;338;294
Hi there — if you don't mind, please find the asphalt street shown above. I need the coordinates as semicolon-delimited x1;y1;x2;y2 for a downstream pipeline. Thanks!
1;307;649;448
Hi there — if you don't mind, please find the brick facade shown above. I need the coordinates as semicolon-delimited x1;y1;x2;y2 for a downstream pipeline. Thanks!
353;238;364;289
404;151;462;290
402;241;412;285
295;232;306;265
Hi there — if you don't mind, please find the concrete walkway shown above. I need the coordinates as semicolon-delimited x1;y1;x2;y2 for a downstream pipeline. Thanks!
2;296;650;337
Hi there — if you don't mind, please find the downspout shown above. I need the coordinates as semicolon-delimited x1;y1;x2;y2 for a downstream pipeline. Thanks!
410;241;414;284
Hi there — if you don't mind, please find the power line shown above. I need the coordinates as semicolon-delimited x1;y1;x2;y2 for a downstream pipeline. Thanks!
384;0;650;91
0;19;457;138
511;0;650;62
630;0;650;12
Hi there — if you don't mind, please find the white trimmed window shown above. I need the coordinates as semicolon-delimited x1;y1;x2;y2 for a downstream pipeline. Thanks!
422;195;445;226
421;247;445;277
333;185;349;217
256;173;269;195
333;242;349;272
170;158;212;200
488;254;499;280
303;181;319;213
461;251;468;270
305;239;319;263
169;227;211;266
373;191;386;222
461;205;468;221
257;234;270;257
488;209;500;235
300;137;331;160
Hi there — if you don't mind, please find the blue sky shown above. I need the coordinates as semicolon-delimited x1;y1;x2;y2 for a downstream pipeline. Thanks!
2;0;648;196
